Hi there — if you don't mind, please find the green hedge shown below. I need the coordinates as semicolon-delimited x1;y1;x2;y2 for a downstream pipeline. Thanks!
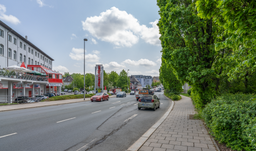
202;94;256;150
164;91;182;101
44;94;95;101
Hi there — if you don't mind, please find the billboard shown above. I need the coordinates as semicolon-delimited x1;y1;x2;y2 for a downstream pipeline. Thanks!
95;64;104;90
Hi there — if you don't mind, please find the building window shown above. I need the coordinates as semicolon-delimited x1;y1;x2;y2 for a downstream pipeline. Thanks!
13;51;16;60
20;42;22;48
31;59;33;65
28;47;30;53
28;58;30;64
24;55;26;63
49;74;52;79
20;53;22;62
56;74;59;79
38;53;39;58
31;49;33;54
38;62;39;65
53;74;55;79
35;61;37;65
41;55;42;59
0;44;3;55
8;48;12;59
13;38;17;45
59;75;62;79
24;44;26;50
8;34;12;42
35;51;37;56
0;29;3;38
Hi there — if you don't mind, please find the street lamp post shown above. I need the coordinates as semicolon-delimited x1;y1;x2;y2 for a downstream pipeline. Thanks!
84;38;88;100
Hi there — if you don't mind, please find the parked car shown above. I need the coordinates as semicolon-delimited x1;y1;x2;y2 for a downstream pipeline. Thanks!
116;92;126;98
90;93;109;102
109;91;114;95
53;92;60;96
28;97;40;102
74;90;80;95
14;96;30;103
68;90;72;93
44;93;55;97
64;89;68;92
130;91;135;95
35;95;46;101
138;95;160;111
60;92;66;95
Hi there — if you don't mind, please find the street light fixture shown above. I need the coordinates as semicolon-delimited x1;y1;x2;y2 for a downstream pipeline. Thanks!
84;38;88;100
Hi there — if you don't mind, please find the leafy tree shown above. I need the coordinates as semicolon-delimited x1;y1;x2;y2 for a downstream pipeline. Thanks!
85;73;93;88
117;69;130;90
63;72;70;78
71;73;83;89
109;71;119;88
146;85;151;89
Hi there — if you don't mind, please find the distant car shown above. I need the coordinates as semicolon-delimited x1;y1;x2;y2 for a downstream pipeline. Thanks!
130;91;135;95
44;93;55;97
109;91;114;95
138;95;160;111
90;93;109;102
116;92;126;98
60;92;66;95
74;91;80;95
64;89;68;92
68;90;72;93
14;96;30;103
35;95;46;101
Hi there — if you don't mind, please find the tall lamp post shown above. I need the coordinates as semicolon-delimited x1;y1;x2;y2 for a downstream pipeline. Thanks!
83;38;88;100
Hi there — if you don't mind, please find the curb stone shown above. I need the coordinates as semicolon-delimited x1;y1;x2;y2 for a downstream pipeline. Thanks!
126;96;175;151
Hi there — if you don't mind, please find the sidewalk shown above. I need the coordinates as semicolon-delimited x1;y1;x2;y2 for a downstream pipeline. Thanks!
130;95;218;151
0;95;116;112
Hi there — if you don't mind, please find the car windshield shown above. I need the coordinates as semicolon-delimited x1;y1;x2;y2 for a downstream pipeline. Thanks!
140;96;153;102
117;92;123;95
131;91;134;93
95;93;103;96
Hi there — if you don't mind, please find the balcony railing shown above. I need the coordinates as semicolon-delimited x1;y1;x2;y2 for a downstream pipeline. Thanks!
0;70;48;82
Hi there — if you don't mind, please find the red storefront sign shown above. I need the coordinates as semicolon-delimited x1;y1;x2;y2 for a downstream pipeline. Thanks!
98;66;101;87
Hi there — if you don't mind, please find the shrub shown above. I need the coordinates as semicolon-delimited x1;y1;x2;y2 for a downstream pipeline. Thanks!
171;94;181;100
187;89;191;95
202;94;256;151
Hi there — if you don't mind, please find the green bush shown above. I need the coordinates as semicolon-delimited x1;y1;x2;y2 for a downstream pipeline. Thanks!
187;89;191;95
164;90;182;101
171;94;181;100
45;94;94;101
202;94;256;151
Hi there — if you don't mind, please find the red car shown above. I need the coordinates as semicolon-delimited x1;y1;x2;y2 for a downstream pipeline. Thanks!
91;93;109;102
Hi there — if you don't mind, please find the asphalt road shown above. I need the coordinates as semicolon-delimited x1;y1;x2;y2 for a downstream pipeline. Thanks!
0;92;171;151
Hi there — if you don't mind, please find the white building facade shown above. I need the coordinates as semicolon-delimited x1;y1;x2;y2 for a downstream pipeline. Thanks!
0;21;61;103
132;75;153;88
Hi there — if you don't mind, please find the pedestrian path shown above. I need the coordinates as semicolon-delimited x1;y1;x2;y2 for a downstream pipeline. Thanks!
138;96;217;151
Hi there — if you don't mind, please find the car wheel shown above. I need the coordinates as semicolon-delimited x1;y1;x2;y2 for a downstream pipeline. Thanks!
138;107;141;110
153;106;156;111
158;104;160;108
101;98;103;102
91;100;93;102
136;99;138;101
107;97;109;101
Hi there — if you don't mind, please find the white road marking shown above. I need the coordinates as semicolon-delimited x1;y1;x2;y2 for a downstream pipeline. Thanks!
91;110;101;114
112;101;120;104
124;114;138;123
134;103;138;105
0;132;17;139
56;117;76;124
76;138;97;151
109;106;115;109
161;103;163;104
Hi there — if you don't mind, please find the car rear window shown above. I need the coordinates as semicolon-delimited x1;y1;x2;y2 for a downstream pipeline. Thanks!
140;96;153;102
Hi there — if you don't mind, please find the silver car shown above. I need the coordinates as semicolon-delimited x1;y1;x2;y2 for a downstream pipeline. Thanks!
138;95;160;111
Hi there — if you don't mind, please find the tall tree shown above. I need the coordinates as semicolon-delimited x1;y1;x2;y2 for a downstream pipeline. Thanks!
71;73;83;89
117;69;129;90
109;71;119;88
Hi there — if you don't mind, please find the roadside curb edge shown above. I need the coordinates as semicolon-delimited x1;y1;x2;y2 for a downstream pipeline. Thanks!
126;96;175;151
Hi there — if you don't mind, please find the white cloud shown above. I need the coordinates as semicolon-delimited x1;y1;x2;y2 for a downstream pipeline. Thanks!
146;70;159;76
92;50;100;54
53;65;69;74
104;61;125;70
36;0;44;7
0;4;20;25
71;34;77;40
122;59;156;67
82;7;160;47
156;58;161;64
92;38;97;44
69;48;99;62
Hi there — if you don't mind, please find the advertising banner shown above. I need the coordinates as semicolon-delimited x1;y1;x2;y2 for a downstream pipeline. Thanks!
0;81;8;89
13;82;23;89
25;83;33;89
98;66;101;87
34;84;40;88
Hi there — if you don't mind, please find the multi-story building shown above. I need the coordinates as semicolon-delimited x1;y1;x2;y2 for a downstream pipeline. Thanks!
132;75;153;88
0;21;62;103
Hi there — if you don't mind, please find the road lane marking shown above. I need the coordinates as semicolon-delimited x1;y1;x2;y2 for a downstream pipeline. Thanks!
112;101;120;104
76;138;97;151
124;114;138;123
56;117;76;124
134;103;138;105
109;106;115;109
91;110;101;114
0;132;17;139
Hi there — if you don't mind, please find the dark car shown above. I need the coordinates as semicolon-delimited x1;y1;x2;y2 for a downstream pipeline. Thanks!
44;93;55;97
90;93;109;102
14;96;30;103
130;91;135;95
116;92;126;98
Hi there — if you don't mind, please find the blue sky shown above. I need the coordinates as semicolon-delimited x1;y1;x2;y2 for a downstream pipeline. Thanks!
0;0;162;76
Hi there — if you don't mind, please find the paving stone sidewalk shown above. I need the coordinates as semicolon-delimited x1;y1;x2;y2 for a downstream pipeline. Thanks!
139;96;217;151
